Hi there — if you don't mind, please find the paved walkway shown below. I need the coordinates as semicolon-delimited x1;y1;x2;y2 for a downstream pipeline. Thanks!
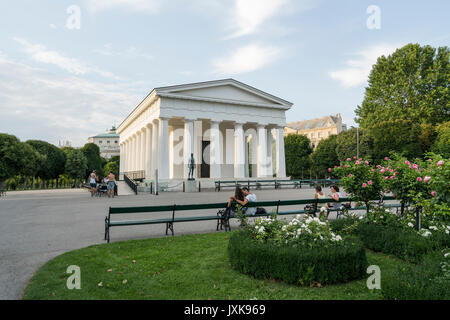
0;186;360;300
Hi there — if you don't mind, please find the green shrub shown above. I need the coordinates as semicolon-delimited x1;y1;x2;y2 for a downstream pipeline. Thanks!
382;250;450;300
329;214;360;236
357;223;448;263
228;230;367;286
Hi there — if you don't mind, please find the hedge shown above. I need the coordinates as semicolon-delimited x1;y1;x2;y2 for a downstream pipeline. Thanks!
356;223;449;263
382;250;450;300
228;230;367;286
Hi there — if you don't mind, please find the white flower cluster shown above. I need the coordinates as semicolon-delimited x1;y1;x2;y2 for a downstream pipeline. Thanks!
282;216;342;244
251;214;344;246
252;216;278;238
418;222;450;237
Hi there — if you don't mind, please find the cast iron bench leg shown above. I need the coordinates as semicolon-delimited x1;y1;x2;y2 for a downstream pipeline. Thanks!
166;222;174;236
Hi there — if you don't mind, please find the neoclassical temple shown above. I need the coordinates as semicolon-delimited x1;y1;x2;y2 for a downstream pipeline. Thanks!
117;79;292;183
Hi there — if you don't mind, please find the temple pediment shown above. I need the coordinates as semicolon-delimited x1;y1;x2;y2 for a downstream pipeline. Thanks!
155;79;292;109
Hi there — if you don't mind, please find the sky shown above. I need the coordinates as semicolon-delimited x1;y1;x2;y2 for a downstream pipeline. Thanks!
0;0;449;147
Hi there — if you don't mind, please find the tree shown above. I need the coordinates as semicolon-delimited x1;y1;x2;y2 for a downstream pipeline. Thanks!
65;149;88;181
20;142;46;189
26;140;66;187
0;133;24;189
364;120;423;162
432;121;450;158
356;44;449;128
335;128;374;162
310;135;339;178
81;143;103;177
104;161;119;177
284;134;312;178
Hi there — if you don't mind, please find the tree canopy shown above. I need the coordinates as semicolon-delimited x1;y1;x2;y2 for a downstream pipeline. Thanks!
432;121;450;158
284;134;312;178
310;135;339;178
65;149;88;179
356;43;449;128
0;133;24;184
81;143;103;177
26;140;66;180
335;128;374;162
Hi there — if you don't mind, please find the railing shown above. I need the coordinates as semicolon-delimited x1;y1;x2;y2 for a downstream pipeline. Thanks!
123;170;145;181
124;174;138;195
215;179;341;191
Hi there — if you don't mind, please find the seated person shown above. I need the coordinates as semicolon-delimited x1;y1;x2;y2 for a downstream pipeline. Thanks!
226;187;245;217
325;185;342;219
239;187;257;216
310;185;326;216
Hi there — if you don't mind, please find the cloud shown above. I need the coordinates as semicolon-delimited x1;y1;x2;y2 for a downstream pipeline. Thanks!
329;43;401;88
93;44;153;60
213;43;282;75
13;37;122;80
0;54;143;147
83;0;162;14
227;0;288;39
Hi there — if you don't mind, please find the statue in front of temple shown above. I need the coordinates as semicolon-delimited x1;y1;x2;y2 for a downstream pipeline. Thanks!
188;153;196;180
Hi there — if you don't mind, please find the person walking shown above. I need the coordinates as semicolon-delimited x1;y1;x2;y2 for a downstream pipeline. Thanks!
89;170;98;197
106;171;116;198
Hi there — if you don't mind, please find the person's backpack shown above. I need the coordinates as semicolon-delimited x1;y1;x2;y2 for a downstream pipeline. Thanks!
255;207;267;215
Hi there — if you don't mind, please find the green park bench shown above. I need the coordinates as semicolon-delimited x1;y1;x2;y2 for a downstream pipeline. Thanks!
215;179;297;192
104;196;396;242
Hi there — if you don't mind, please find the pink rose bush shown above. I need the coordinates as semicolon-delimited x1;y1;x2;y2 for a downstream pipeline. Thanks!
333;157;385;212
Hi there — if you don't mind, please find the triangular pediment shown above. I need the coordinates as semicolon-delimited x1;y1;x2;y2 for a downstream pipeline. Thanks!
154;79;292;109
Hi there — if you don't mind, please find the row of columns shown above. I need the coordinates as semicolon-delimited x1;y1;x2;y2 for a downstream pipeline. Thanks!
119;118;286;180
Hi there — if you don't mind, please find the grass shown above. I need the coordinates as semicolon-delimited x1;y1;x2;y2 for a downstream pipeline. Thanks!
22;232;409;300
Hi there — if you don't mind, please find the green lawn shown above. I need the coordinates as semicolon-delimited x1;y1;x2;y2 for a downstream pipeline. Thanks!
22;232;408;300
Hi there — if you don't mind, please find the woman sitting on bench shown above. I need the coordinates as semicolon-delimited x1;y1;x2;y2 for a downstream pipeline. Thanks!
226;187;245;217
325;185;342;219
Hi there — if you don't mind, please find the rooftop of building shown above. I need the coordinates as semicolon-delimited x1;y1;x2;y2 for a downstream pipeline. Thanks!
89;126;119;139
286;114;342;131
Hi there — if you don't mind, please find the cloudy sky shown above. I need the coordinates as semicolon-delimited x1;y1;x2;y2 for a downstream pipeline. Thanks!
0;0;448;147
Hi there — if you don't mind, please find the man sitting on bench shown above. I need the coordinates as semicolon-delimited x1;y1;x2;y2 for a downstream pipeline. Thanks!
236;187;257;216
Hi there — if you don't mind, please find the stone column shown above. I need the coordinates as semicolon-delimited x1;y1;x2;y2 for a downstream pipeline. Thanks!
257;125;269;178
276;126;286;178
136;132;141;172
158;117;170;180
183;119;194;179
119;143;124;179
151;121;159;179
145;124;152;179
132;135;136;172
210;121;222;179
126;139;131;172
234;122;245;178
267;128;273;177
140;127;146;172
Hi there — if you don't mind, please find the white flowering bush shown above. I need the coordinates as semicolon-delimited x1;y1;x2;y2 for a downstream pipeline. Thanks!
250;216;284;242
359;205;404;227
249;215;344;248
229;215;367;286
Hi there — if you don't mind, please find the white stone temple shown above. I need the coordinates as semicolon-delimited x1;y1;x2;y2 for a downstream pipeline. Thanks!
117;79;292;187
